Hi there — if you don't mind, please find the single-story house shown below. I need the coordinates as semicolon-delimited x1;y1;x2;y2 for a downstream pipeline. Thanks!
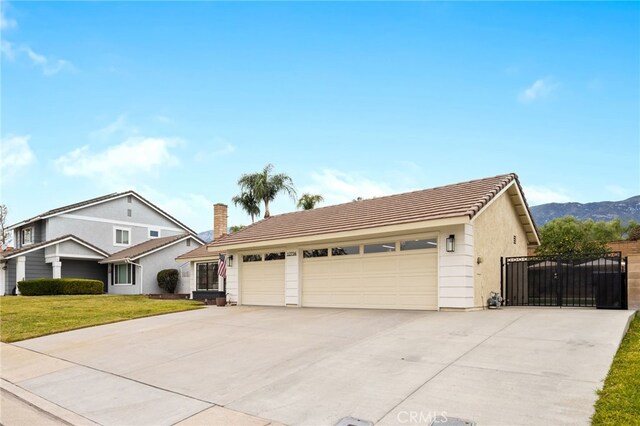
202;173;539;310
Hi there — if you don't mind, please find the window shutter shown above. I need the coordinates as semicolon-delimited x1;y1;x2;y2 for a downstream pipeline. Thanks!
131;264;136;285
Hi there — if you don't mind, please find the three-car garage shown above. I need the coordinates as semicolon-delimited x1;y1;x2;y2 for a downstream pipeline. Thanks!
238;235;439;310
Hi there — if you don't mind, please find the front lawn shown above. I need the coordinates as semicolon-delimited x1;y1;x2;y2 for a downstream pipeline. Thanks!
0;295;203;343
592;313;640;425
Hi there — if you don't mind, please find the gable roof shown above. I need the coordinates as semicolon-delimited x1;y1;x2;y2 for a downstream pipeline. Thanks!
100;234;201;264
176;233;231;261
175;244;222;261
0;235;109;260
7;191;200;237
209;173;539;250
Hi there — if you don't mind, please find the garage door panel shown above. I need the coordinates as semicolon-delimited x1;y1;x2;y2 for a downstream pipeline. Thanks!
302;247;438;310
241;260;285;306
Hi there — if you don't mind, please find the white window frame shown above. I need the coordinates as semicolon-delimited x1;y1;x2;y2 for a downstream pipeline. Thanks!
148;228;160;239
113;226;131;247
113;263;133;285
21;227;34;246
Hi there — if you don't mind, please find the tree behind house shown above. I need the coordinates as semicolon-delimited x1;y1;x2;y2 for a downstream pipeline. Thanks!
297;193;324;210
536;216;632;255
237;164;296;218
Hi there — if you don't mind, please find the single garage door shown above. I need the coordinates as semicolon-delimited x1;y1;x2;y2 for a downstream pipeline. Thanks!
240;253;285;306
302;238;438;310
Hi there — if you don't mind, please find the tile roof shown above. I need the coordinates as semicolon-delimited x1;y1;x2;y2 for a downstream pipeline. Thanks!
210;173;536;248
0;235;108;259
175;244;222;261
176;233;233;261
100;234;196;263
7;190;200;238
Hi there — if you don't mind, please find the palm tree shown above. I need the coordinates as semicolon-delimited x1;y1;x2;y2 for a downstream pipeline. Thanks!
297;193;324;210
232;192;260;223
237;164;296;218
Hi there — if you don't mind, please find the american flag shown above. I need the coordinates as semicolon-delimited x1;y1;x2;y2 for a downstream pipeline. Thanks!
218;254;227;279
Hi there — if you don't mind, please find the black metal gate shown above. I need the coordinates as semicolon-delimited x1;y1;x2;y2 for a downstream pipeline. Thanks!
501;252;627;309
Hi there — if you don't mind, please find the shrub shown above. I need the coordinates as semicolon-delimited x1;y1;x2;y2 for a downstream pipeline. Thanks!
628;225;640;241
157;269;179;293
18;278;103;296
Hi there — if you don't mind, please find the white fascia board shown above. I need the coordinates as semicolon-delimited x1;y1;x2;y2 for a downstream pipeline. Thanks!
103;236;203;264
39;192;199;237
3;236;108;260
469;180;540;245
208;216;469;252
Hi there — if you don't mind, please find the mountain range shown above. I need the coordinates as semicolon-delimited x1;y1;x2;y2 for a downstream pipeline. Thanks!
197;195;640;241
529;196;640;225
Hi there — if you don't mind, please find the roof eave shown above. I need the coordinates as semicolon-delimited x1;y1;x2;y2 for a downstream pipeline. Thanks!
209;215;470;252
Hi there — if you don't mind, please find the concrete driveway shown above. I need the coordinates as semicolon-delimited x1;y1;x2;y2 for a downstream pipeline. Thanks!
1;306;634;426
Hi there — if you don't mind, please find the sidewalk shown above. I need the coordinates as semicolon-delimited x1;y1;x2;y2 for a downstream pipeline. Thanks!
0;343;281;426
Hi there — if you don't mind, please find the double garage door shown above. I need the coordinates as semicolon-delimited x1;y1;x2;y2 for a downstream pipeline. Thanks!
240;240;438;310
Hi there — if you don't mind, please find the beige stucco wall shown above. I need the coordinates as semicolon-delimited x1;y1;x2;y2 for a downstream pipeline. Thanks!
472;190;529;308
627;254;640;310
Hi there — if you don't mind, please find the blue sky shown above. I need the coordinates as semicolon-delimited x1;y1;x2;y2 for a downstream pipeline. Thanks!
1;1;639;233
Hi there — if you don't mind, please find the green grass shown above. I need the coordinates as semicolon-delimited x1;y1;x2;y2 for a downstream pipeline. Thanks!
592;313;640;425
0;295;203;343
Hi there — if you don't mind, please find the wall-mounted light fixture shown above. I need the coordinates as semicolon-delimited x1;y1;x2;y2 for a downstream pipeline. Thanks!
446;234;456;252
227;255;233;267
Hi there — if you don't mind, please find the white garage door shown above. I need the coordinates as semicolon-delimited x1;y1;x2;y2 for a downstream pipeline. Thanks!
240;254;285;306
302;239;438;310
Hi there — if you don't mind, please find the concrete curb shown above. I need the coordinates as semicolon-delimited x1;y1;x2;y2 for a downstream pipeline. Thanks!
0;379;99;426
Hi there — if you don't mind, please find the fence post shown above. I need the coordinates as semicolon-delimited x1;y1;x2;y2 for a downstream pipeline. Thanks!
500;257;504;306
623;256;628;310
555;255;562;307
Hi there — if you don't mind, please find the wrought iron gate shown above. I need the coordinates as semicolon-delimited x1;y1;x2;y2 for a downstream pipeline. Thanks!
501;252;627;309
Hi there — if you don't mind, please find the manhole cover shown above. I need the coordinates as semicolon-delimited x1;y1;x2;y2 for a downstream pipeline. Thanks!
430;416;476;426
335;417;374;426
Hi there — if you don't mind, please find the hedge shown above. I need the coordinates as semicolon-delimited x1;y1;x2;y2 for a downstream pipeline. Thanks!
17;278;104;296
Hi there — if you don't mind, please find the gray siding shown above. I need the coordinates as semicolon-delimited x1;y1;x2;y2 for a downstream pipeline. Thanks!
14;220;46;249
137;239;202;294
62;260;108;291
25;249;52;280
7;259;16;295
3;249;51;294
46;196;186;254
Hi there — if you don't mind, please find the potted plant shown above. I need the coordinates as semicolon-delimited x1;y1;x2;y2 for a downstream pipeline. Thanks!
215;294;227;306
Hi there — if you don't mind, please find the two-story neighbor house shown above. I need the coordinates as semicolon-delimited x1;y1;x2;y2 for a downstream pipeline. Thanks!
0;191;203;295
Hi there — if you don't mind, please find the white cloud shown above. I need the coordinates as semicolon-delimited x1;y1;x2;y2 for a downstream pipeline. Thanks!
54;137;180;189
0;134;35;182
518;78;557;103
1;39;15;59
1;41;74;75
523;185;571;205
1;1;17;30
90;115;135;140
302;169;400;206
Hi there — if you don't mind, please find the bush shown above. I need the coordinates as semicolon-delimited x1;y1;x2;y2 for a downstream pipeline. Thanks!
628;225;640;241
157;269;179;293
18;278;103;296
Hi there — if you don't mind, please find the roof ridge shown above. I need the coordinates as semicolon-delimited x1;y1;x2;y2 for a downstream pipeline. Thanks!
236;173;516;223
211;173;523;248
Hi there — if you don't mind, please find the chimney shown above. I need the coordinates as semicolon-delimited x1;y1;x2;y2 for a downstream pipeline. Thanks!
213;203;228;241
